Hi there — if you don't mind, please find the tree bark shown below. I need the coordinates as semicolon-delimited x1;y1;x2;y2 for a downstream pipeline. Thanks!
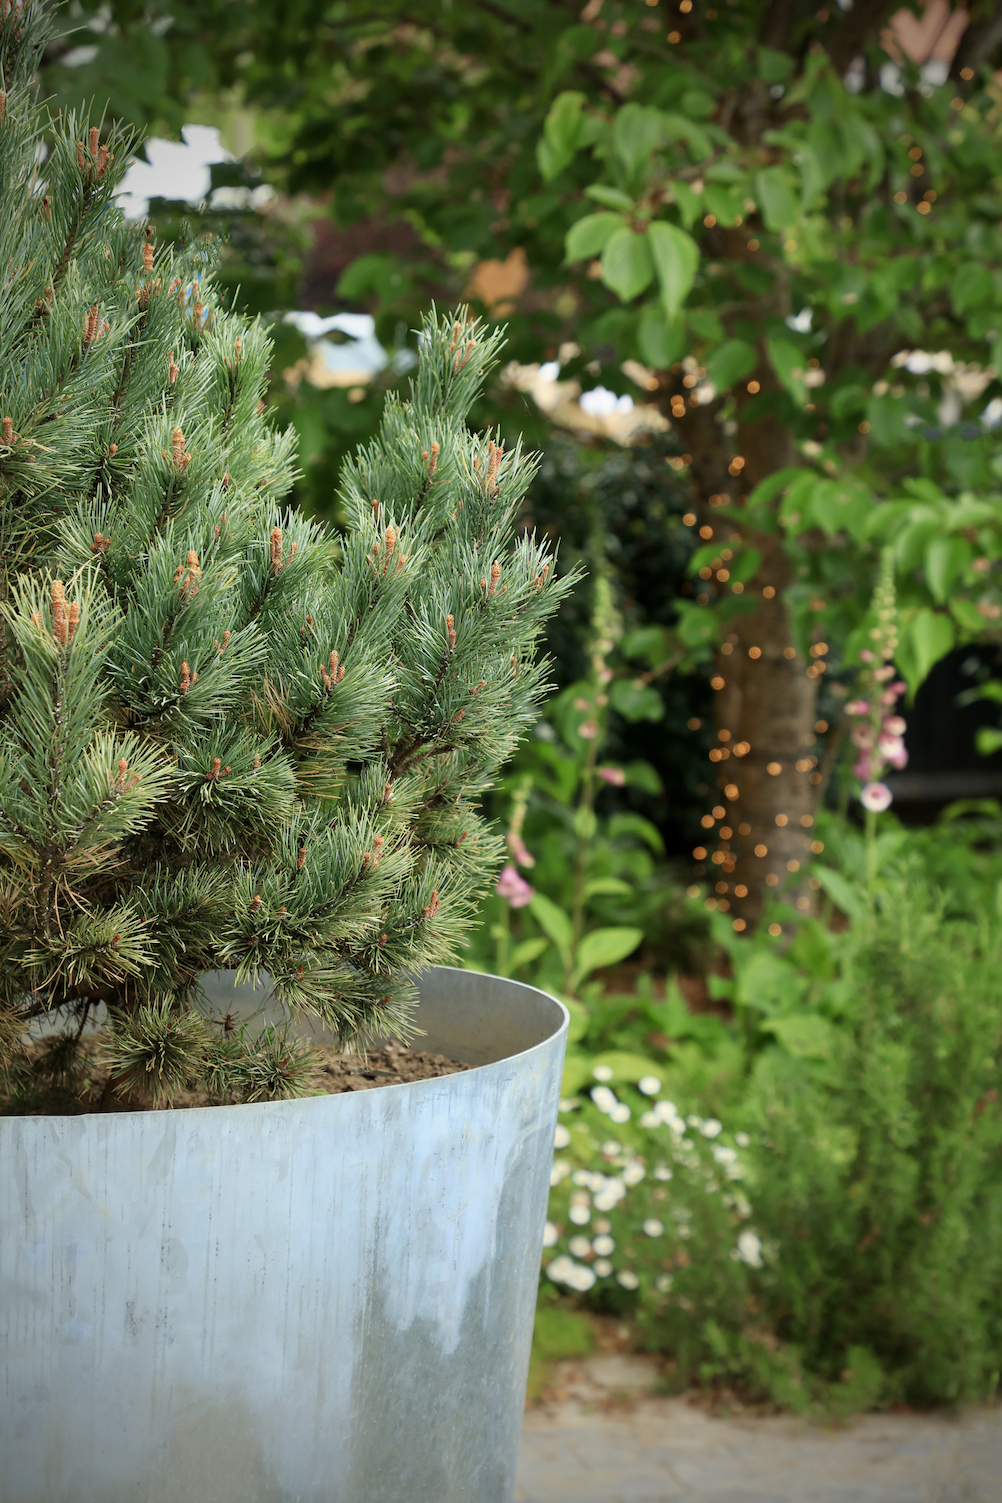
665;350;823;925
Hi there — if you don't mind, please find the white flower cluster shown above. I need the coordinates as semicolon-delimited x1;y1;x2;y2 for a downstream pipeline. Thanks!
544;1085;768;1295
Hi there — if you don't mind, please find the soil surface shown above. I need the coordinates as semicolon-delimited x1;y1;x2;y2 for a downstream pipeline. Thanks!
310;1041;470;1093
4;1035;469;1114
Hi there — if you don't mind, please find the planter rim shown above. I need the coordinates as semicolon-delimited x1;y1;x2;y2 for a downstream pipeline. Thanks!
3;964;569;1124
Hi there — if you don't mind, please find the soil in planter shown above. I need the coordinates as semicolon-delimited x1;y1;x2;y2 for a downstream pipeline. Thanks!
3;1035;469;1115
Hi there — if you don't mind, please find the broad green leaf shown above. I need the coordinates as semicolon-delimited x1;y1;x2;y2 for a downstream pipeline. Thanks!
706;338;757;391
607;812;665;853
680;89;715;118
662;112;712;160
587;1050;663;1084
585;184;635;211
528;892;573;964
766;336;808;405
609;677;663;721
925;534;972;603
953;264;994;316
620;624;672;662
648;220;700;318
600;227;655;301
570;926;643;989
509;936;549;971
897;608;956;697
952;597;987;634
561;1050;595;1094
612;103;663;177
735;951;805;1014
671;180;701;228
814;867;867;924
625;759;664;794
755;165;798;229
704;184;743;227
760;1013;837;1060
565;211;626;262
583;877;633;898
538;90;585;180
757;46;794;82
728;546;762;584
637;302;686;367
746;466;803;511
674;598;718;647
976;726;1002;756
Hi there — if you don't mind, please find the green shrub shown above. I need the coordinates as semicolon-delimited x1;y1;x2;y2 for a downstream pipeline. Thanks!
542;873;1002;1412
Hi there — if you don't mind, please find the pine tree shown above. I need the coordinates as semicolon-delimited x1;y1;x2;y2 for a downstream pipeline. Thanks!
0;4;572;1110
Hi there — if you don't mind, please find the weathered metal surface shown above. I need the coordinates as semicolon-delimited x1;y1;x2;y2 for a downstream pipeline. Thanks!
1;968;568;1503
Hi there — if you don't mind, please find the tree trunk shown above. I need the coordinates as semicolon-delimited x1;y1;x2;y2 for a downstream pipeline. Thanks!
666;368;823;926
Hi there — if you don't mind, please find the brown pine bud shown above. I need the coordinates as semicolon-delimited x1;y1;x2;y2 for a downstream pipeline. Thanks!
446;614;456;652
51;580;68;647
67;601;80;643
270;526;284;574
180;662;191;695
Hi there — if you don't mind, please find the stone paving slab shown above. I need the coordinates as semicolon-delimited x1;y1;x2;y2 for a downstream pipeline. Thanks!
516;1360;1002;1503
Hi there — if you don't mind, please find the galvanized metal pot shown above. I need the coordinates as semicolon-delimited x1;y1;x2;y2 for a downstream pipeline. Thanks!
1;967;568;1503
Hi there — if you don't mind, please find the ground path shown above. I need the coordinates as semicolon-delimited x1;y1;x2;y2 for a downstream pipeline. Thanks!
516;1356;1001;1503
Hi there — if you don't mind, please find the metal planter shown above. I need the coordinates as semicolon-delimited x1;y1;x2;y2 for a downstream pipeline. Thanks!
1;967;568;1503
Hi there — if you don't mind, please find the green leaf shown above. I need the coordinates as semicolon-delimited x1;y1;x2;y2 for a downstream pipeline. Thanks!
571;926;643;989
625;759;664;794
706;338;757;392
680;89;715;118
760;1013;836;1060
662;113;712;160
583;877;634;898
976;726;1002;756
766;337;808;405
565;211;626;262
585;184;635;211
671;180;702;228
746;466;804;511
509;936;549;971
607;812;665;853
620;624;672;663
754;165;798;230
612;103;663;177
587;1049;662;1084
814;867;867;924
609;677;664;721
528;892;573;965
648;220;700;319
925;535;972;604
757;46;794;83
538;90;585;180
728;546;762;584
637;303;686;367
600;227;655;301
898;608;956;697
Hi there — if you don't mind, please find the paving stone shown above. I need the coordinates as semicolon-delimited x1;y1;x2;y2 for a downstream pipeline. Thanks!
517;1396;1002;1503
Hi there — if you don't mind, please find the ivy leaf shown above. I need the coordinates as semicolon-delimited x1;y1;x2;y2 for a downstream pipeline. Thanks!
648;220;699;319
600;227;654;300
755;165;798;229
706;338;757;392
565;211;626;262
537;90;585;180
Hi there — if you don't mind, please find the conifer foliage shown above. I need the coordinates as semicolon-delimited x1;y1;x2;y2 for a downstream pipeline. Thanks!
0;5;570;1109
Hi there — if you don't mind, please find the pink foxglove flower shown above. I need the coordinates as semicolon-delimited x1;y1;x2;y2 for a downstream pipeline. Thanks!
860;781;893;813
506;831;536;868
845;699;869;716
877;733;905;761
883;715;906;737
597;766;626;786
496;864;535;908
578;720;600;740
